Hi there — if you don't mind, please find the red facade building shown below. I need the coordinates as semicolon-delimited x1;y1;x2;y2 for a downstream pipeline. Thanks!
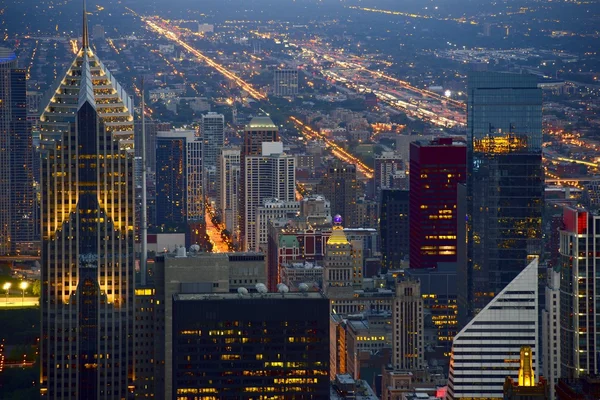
409;138;466;269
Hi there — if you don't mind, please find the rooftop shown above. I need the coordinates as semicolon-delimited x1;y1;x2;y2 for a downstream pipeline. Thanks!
174;292;325;301
246;116;277;129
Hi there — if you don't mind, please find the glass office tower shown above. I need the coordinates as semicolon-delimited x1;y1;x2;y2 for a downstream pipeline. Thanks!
0;47;35;255
459;71;543;326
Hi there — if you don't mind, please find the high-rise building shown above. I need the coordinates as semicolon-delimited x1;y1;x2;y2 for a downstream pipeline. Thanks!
0;47;35;255
155;129;203;231
374;151;404;199
559;206;600;379
316;162;359;227
244;141;295;252
240;116;279;247
323;218;356;298
38;7;135;398
380;189;409;271
217;146;240;241
256;199;300;249
409;138;466;269
172;292;330;399
542;265;561;400
201;112;224;195
448;258;539;400
273;68;299;97
392;279;424;371
461;71;543;322
134;120;170;172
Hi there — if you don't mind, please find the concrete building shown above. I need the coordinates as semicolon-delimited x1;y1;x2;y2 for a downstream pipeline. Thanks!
280;261;323;290
256;199;300;251
273;68;299;97
393;279;424;371
374;151;404;199
138;251;267;399
447;258;539;399
217;147;241;241
244;142;295;252
240;116;279;250
559;207;600;379
201;112;224;194
542;266;561;400
323;218;362;300
345;315;393;379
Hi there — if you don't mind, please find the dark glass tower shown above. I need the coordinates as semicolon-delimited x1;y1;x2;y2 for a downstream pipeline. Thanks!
0;47;35;255
39;6;135;398
380;189;409;272
459;71;543;325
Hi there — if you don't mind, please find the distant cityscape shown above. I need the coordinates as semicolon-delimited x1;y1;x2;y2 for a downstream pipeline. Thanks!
0;0;599;399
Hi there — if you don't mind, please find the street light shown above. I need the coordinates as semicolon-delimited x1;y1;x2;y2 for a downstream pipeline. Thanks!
3;283;11;305
20;282;28;306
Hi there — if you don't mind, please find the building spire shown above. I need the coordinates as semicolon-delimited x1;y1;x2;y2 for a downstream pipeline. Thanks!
82;0;89;49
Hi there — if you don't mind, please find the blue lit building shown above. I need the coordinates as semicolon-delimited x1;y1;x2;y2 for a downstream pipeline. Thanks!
0;46;35;255
459;71;543;325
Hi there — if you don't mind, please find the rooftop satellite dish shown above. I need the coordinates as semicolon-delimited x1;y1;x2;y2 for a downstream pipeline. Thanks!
299;283;309;292
237;287;248;296
278;284;289;293
255;283;268;294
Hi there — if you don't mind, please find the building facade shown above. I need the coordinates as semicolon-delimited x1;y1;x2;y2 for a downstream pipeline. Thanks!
39;14;135;398
559;207;600;379
0;47;35;255
392;279;424;371
217;146;240;241
155;129;203;229
409;138;466;269
380;189;409;271
243;141;295;252
273;68;299;97
240;116;279;249
172;292;330;399
316;162;359;228
448;258;539;399
462;71;543;322
374;151;404;199
542;265;561;400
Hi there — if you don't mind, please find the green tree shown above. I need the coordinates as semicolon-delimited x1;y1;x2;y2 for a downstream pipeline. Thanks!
32;280;41;297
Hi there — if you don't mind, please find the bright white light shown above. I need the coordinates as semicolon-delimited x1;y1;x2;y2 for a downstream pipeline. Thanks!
444;90;452;98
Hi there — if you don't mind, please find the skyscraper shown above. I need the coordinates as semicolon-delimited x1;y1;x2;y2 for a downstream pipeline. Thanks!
201;112;224;195
559;206;600;379
316;162;359;227
374;151;405;199
379;189;409;271
243;141;295;253
239;116;279;248
39;6;135;398
409;138;466;269
448;258;539;399
155;129;203;231
217;146;240;242
461;71;543;323
392;279;424;371
0;47;35;255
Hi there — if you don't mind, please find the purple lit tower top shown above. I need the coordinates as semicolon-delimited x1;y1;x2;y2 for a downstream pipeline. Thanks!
333;214;343;225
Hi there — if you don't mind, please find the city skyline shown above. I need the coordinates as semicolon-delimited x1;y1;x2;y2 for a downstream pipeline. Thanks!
0;0;599;398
